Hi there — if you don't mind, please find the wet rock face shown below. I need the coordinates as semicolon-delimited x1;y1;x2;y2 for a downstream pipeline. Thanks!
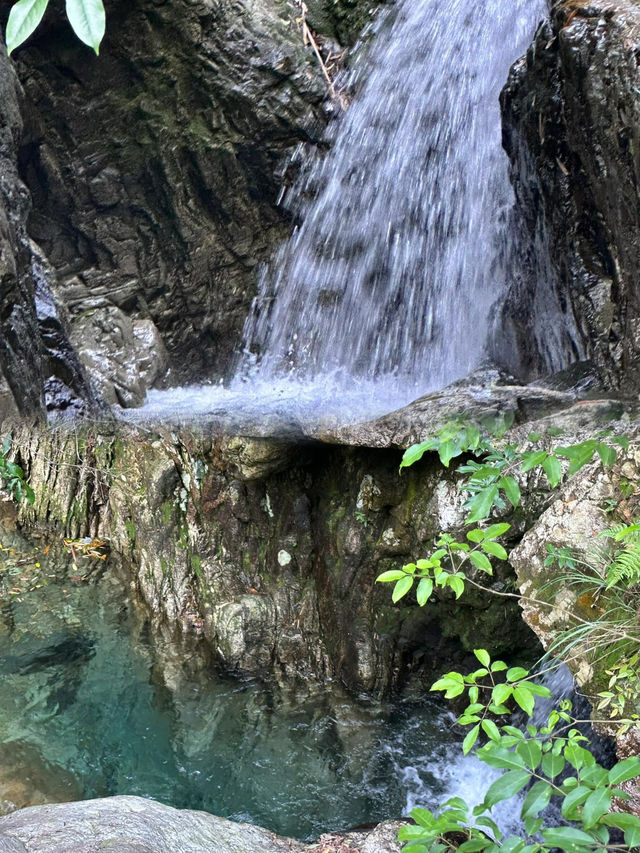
500;0;640;393
0;44;45;418
9;0;328;386
14;424;534;696
0;44;103;419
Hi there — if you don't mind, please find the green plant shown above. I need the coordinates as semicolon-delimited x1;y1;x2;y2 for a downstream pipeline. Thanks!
400;650;640;853
5;0;105;56
600;524;640;590
0;438;34;505
380;423;625;609
379;422;640;853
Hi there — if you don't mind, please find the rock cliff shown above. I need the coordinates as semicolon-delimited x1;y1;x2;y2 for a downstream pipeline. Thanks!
500;0;640;393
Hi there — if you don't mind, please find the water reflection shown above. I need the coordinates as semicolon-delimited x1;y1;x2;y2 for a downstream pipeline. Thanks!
0;546;463;839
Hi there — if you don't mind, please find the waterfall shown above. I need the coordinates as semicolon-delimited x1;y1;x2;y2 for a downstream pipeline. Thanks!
237;0;547;399
131;0;548;426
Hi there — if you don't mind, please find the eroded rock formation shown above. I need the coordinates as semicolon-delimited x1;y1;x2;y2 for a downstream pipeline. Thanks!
500;0;640;393
3;0;330;394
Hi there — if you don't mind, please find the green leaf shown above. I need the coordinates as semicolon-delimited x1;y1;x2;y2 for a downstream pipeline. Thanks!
491;683;513;706
474;649;491;667
65;0;105;53
524;683;552;698
542;455;563;488
483;523;511;539
376;569;407;583
500;837;526;853
521;780;552;819
481;540;508;560
6;0;50;54
475;817;502;840
596;443;616;467
520;450;548;472
481;719;501;742
463;723;480;755
541;827;597;851
608;755;640;785
467;529;485;543
400;440;437;470
579;765;608;788
512;686;535;717
581;788;611;829
561;785;591;820
457;840;492;853
447;575;464;599
542;752;565;779
506;667;529;682
555;441;598;476
565;744;595;771
490;660;508;673
416;577;433;606
431;673;465;699
516;740;542;771
611;435;630;450
477;745;526;771
392;574;414;602
438;440;459;467
466;485;499;523
601;813;640;848
500;476;521;509
469;551;493;573
483;769;530;809
410;807;435;829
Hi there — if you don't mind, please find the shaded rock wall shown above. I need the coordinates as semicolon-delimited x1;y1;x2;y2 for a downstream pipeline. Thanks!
9;423;533;695
5;0;329;389
500;0;640;392
0;44;100;420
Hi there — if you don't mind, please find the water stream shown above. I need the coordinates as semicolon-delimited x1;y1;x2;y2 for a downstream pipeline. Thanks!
127;0;548;427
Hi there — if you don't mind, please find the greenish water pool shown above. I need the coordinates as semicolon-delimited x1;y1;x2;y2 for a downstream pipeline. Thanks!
0;545;465;840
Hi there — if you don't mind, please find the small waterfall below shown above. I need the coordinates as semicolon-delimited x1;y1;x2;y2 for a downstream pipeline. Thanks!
238;0;546;398
130;0;549;427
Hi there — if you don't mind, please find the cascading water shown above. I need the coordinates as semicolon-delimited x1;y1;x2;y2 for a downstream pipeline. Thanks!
241;0;545;390
130;0;546;426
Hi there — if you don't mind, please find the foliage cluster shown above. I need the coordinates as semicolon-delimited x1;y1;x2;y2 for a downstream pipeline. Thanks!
378;420;640;853
0;438;34;505
5;0;105;56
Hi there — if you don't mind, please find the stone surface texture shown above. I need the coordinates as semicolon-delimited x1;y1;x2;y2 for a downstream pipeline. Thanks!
510;433;640;694
0;796;402;853
0;44;100;419
0;796;304;853
500;0;640;392
5;0;330;389
10;417;538;696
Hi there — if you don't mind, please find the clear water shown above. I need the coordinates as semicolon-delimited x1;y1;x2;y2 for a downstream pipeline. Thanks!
129;0;548;426
0;549;502;840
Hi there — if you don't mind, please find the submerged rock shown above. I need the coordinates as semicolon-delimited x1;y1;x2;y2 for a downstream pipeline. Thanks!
0;741;82;817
